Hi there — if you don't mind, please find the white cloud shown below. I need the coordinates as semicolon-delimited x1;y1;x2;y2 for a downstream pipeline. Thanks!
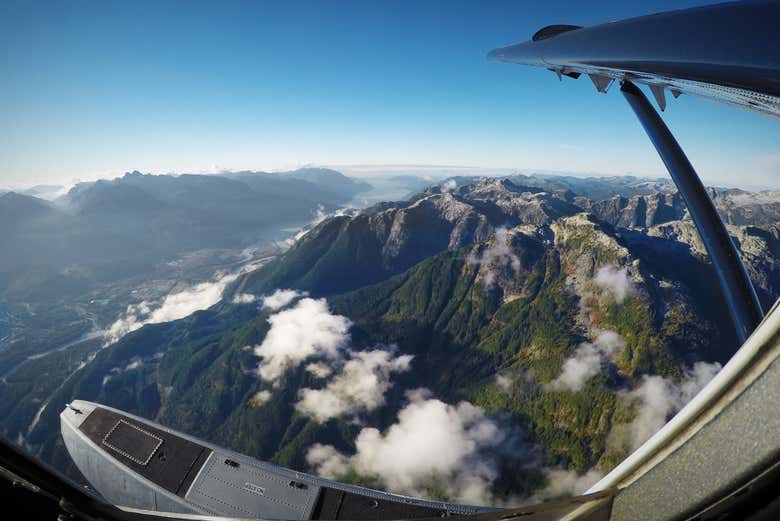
627;376;675;450
103;302;150;345
593;265;634;304
625;361;721;450
441;179;457;193
550;344;603;392
679;361;722;403
290;207;357;243
296;350;413;422
306;443;350;478
312;204;328;223
549;331;625;392
495;373;512;393
135;276;235;321
232;293;258;304
249;390;272;408
306;389;506;505
125;359;143;371
254;298;352;382
536;468;604;500
104;261;264;345
469;227;521;287
262;289;308;311
256;295;414;420
305;362;333;379
101;352;163;386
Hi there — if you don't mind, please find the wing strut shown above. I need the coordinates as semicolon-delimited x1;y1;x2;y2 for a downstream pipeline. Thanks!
620;80;763;344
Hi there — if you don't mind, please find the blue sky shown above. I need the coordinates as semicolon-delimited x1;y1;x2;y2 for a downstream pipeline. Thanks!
2;0;778;189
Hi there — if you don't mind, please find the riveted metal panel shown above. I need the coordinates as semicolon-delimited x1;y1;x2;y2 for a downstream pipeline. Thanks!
186;451;321;520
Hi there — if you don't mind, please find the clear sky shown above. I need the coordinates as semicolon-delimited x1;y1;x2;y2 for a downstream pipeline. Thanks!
2;0;778;189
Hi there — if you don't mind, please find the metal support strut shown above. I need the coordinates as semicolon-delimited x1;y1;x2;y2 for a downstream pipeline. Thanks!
620;80;763;345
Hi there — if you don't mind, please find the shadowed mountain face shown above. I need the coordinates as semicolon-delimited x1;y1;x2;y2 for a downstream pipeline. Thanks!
237;178;780;305
239;178;581;296
58;169;369;230
708;188;780;228
11;174;780;504
584;193;686;229
0;192;61;229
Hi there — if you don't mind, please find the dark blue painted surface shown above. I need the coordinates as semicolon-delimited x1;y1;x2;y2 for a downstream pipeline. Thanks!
489;1;780;106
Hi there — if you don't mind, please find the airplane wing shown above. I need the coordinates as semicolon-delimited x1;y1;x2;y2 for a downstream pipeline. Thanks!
488;0;780;119
1;4;779;521
486;3;780;520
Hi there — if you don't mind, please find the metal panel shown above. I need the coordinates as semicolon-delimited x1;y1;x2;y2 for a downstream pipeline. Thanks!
185;451;321;520
102;420;163;466
63;400;495;519
77;407;210;497
61;407;202;515
610;343;780;520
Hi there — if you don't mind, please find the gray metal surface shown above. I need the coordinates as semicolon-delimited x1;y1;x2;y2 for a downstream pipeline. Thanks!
61;401;495;519
103;420;164;466
610;335;780;520
185;452;320;519
61;403;203;515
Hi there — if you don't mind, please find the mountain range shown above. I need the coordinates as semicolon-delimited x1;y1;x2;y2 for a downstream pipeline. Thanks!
0;167;371;363
5;173;779;504
0;168;373;451
1;168;369;284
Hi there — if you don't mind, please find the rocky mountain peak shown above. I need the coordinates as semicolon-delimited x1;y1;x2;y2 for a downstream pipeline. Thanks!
468;177;535;196
588;192;686;229
551;213;632;271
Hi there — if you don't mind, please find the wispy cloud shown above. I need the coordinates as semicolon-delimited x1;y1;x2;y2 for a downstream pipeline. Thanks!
440;179;457;193
593;265;634;303
624;361;721;450
469;227;521;287
104;261;263;345
253;298;352;382
536;468;603;500
306;388;508;505
290;206;357;244
494;373;512;393
549;331;624;392
296;349;413;422
101;352;163;386
261;289;308;311
249;390;272;408
305;362;333;379
232;293;258;305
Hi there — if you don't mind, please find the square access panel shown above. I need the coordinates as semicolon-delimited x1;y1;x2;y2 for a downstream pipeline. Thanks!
102;420;163;466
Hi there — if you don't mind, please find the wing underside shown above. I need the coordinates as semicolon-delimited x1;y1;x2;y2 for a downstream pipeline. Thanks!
488;1;780;118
